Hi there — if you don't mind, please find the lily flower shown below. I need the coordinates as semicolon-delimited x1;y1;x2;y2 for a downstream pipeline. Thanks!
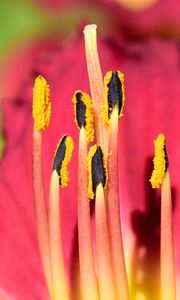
31;24;177;300
0;21;180;300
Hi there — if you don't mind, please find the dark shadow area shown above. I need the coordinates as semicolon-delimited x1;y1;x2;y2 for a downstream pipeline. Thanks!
69;223;82;300
90;198;95;217
130;157;177;300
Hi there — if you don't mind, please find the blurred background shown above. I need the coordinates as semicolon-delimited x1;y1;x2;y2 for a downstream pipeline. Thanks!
0;0;180;159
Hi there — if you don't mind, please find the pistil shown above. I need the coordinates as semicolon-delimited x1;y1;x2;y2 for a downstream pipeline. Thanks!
83;25;108;154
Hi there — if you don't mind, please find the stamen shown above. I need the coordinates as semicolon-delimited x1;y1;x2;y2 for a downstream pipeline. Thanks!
150;134;176;300
107;105;130;300
72;90;94;143
32;75;51;131
32;76;53;298
49;136;74;300
72;90;99;299
53;135;74;187
149;133;168;188
102;70;125;123
87;145;116;300
83;25;108;154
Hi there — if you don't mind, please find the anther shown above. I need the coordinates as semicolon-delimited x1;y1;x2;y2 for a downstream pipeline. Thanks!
87;145;107;199
150;133;168;188
102;70;125;123
72;90;94;143
32;75;51;131
53;135;74;187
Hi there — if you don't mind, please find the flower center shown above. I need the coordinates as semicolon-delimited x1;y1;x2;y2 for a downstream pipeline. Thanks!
32;25;176;300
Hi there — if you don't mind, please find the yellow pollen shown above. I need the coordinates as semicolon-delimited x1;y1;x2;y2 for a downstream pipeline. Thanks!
150;133;167;189
32;75;51;131
87;144;108;199
60;136;74;188
72;90;94;143
102;70;125;124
